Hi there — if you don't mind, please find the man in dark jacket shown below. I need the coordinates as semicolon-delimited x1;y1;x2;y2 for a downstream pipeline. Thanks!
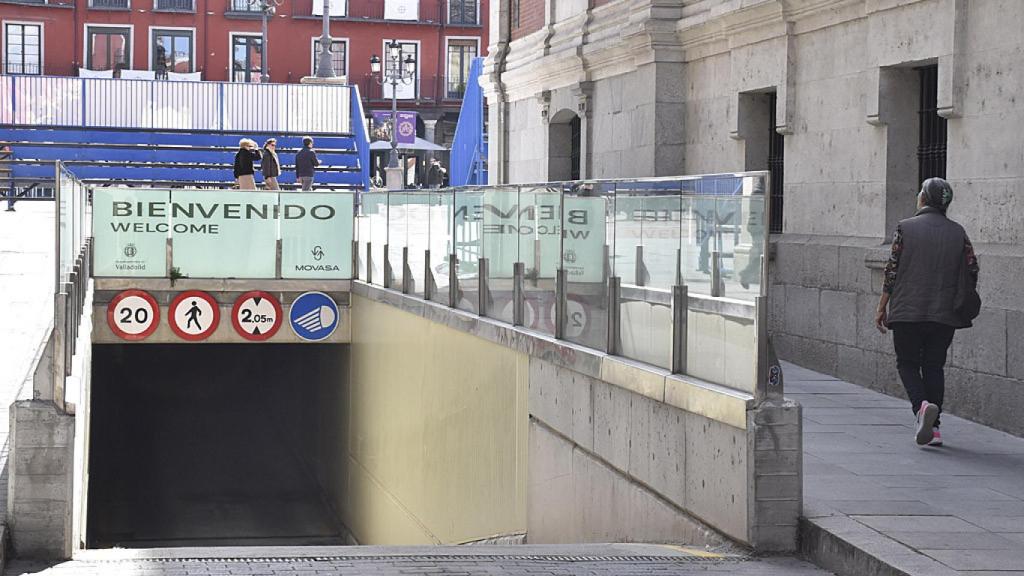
426;158;447;188
295;136;320;191
875;178;979;447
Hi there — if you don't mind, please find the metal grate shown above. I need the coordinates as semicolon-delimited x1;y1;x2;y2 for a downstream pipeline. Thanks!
917;65;947;183
767;92;785;233
104;554;742;564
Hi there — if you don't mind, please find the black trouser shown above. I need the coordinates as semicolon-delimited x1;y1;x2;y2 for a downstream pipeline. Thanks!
891;322;956;427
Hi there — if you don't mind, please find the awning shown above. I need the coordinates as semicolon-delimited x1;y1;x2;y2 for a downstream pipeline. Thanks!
369;137;447;152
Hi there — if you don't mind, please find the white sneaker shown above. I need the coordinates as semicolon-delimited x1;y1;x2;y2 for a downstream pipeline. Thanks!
928;427;943;447
916;401;939;446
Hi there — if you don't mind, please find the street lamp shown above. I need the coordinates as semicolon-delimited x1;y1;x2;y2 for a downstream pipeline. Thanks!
247;0;283;83
316;0;335;78
370;40;416;169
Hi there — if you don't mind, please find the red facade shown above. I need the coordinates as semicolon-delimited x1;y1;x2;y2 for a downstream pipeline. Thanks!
0;0;487;139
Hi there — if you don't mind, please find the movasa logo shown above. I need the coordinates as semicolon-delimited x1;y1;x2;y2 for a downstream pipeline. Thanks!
296;245;339;271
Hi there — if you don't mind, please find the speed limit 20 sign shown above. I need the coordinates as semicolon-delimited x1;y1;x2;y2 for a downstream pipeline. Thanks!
107;289;160;341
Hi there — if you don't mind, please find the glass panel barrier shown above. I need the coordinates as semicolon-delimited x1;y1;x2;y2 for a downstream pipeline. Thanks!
388;191;409;290
92;188;169;278
362;191;389;286
482;185;519;323
453;187;484;313
615;180;683;370
280;191;353;279
562;181;614;350
405;191;432;298
428;190;453;305
356;208;370;280
518;185;560;336
170;189;278;279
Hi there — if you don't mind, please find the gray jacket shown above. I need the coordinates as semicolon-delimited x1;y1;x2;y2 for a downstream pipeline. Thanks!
887;207;972;328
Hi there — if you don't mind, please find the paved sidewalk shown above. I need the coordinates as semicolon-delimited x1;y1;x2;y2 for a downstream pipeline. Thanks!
789;362;1024;575
4;544;832;575
0;203;56;524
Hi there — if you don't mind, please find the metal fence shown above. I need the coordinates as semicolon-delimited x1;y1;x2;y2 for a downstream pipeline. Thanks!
155;0;194;10
1;75;353;134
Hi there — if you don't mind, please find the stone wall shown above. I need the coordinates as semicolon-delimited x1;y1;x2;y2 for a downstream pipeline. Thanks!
352;282;802;551
484;0;1024;435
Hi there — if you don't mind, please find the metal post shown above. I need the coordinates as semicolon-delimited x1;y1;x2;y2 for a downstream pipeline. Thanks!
671;284;688;374
260;4;270;84
635;244;645;287
388;40;399;170
365;242;373;285
555;268;567;339
383;243;393;288
711;249;722;297
275;238;282;278
675;247;684;287
478;257;489;316
424;249;433;301
513;262;525;326
352;239;359;280
316;0;335;78
754;295;783;402
448;252;458;307
606;276;621;355
402;246;412;294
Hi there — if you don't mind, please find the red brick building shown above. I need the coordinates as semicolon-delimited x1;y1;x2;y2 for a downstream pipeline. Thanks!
0;0;487;146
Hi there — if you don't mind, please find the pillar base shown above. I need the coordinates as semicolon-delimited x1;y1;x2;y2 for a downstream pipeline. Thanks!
386;166;405;190
299;76;349;85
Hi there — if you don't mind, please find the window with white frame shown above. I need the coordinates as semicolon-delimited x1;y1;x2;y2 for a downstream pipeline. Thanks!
382;41;418;100
231;34;262;82
86;26;130;71
446;39;477;98
153;29;193;76
312;38;346;77
3;22;42;75
449;0;477;25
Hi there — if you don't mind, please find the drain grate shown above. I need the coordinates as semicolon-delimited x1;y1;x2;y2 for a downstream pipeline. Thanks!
97;554;743;565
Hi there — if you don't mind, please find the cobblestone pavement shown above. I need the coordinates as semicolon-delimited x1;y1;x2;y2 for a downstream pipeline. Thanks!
4;545;832;575
791;362;1024;574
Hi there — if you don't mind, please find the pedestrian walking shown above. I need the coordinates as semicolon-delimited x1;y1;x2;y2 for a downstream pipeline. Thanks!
295;136;320;191
233;138;262;190
875;177;980;447
261;138;281;190
426;158;447;189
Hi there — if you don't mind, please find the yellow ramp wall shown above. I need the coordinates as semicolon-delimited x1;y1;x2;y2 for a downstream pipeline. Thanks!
343;295;528;544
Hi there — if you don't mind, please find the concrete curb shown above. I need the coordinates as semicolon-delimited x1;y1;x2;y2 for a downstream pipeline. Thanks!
800;515;958;576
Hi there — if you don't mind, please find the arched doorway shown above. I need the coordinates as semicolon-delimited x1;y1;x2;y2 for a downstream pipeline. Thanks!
548;109;581;181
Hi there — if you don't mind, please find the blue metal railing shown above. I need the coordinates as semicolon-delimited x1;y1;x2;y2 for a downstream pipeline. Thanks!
1;75;354;135
449;58;487;186
350;84;371;192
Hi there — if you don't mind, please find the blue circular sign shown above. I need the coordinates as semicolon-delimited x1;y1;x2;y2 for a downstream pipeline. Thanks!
289;291;340;342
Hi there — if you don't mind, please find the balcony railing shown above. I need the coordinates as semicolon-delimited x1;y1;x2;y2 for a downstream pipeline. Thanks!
155;0;194;10
357;75;468;104
228;0;261;12
89;0;129;8
290;0;441;22
2;61;42;75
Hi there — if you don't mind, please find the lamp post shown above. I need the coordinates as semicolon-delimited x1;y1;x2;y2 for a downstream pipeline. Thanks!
247;0;282;83
370;40;416;170
316;0;335;78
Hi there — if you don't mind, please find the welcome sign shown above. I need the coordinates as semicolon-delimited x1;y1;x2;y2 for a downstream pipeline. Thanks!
93;188;354;279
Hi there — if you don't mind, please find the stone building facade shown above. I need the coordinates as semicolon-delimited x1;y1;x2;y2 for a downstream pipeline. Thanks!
482;0;1024;435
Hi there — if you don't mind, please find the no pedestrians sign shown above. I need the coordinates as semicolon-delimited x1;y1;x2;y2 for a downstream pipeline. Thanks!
169;290;220;341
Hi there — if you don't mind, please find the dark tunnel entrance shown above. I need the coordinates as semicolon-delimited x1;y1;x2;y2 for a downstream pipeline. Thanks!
87;344;349;548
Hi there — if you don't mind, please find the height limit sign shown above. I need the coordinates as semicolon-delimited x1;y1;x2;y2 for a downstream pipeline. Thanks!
231;291;282;342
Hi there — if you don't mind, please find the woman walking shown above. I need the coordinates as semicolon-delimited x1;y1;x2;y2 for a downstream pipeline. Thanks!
233;138;262;190
262;138;281;190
